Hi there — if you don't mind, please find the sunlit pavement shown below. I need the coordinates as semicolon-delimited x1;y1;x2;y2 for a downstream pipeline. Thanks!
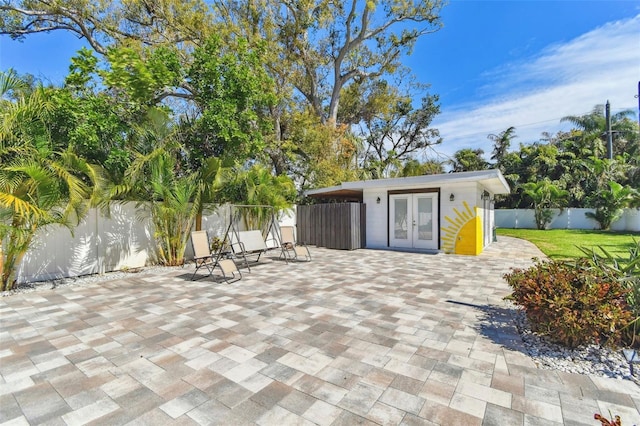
1;236;639;425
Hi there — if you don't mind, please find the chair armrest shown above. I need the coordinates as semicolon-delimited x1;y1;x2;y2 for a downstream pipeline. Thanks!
231;241;246;253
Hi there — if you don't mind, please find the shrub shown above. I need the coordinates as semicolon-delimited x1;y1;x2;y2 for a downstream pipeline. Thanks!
579;239;640;346
504;259;632;348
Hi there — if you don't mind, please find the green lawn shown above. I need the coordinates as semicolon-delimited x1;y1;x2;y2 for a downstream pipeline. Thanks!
496;228;640;260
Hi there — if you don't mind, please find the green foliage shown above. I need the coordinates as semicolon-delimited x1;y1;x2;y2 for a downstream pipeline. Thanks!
118;109;201;266
284;111;359;190
0;0;218;55
489;126;516;167
144;153;199;266
492;104;639;210
102;45;182;104
449;148;488;172
187;35;276;163
65;48;99;91
46;88;131;184
504;259;633;348
521;179;568;230
578;240;640;346
398;158;444;177
220;164;296;230
585;181;637;230
340;79;441;178
0;72;104;291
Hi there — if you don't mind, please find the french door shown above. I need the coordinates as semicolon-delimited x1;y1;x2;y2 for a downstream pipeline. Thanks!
389;193;438;250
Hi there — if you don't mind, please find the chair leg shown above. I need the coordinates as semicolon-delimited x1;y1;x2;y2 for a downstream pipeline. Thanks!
218;259;242;284
280;246;291;263
192;258;216;280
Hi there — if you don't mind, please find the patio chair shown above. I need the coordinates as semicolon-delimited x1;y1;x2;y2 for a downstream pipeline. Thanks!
280;226;311;263
190;230;242;283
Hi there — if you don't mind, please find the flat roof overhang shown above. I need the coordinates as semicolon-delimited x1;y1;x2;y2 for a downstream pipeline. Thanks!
306;188;363;202
304;169;510;199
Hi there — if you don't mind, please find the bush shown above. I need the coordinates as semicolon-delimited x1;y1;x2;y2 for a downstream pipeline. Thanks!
504;259;632;348
579;239;640;346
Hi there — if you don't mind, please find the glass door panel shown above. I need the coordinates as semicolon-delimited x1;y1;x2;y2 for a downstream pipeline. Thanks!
390;196;412;248
394;198;408;240
413;194;437;249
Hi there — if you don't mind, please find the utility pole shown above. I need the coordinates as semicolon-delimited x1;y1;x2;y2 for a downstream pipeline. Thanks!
605;100;613;160
637;81;640;128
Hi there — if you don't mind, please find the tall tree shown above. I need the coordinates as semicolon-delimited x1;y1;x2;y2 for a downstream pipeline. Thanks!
341;79;441;179
185;35;277;164
489;126;516;168
216;0;444;126
561;104;636;159
1;0;215;54
213;0;446;185
399;158;444;177
449;148;488;172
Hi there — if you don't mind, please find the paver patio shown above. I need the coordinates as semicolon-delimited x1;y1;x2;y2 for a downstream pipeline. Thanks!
1;236;639;425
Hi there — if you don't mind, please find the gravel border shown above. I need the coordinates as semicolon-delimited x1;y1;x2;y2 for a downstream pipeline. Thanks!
1;265;183;297
3;266;639;385
512;308;639;385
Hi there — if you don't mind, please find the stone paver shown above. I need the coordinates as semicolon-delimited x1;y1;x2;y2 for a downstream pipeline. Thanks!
1;236;639;425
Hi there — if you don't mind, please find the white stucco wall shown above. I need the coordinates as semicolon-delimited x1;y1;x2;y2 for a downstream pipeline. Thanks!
15;203;297;284
363;189;388;248
17;203;158;283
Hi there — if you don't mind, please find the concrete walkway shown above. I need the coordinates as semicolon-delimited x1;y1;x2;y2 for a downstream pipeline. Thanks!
1;237;638;425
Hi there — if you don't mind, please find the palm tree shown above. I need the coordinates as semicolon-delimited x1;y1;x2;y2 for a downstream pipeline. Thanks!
561;105;636;158
585;181;638;230
489;126;516;169
521;179;568;230
0;71;104;290
194;156;227;232
223;164;296;232
119;108;231;265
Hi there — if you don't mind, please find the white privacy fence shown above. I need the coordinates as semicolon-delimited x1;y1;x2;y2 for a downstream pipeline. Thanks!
15;203;296;284
495;208;640;231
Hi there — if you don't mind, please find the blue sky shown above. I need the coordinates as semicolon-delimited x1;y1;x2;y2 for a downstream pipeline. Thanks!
1;0;639;160
409;0;640;160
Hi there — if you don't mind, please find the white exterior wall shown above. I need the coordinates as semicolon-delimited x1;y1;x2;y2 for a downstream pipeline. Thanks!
439;182;478;227
363;182;496;251
17;203;157;284
16;203;296;284
496;208;640;231
441;182;495;251
363;189;388;248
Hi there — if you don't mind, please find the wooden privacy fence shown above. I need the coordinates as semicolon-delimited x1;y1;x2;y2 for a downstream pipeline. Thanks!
297;203;366;250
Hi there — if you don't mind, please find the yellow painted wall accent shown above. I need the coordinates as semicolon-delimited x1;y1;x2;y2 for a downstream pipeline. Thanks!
441;203;484;255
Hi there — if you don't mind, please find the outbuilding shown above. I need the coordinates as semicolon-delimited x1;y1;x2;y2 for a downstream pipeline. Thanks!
305;169;510;255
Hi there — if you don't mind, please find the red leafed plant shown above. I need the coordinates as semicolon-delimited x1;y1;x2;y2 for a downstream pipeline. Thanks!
594;412;622;426
504;259;632;348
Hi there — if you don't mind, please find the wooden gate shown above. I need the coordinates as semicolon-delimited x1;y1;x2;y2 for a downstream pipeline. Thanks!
296;203;366;250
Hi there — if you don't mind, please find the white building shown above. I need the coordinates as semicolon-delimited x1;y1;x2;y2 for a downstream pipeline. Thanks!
306;169;510;255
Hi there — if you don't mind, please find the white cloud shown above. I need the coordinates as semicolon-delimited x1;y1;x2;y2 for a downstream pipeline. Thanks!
431;14;640;160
